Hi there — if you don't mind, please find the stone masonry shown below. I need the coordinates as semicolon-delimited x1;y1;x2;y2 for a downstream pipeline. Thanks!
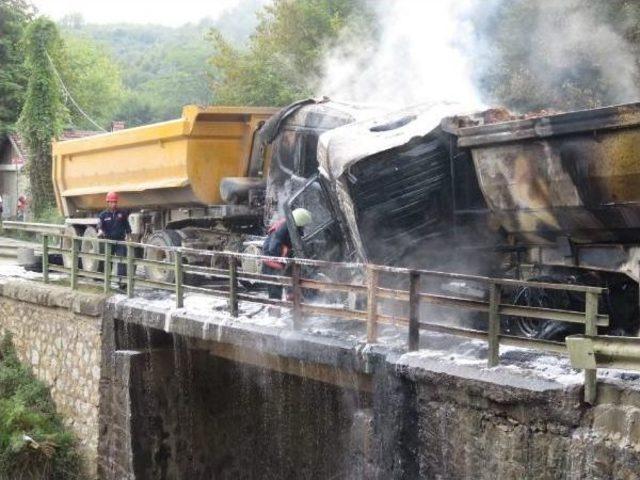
1;279;640;479
0;280;106;478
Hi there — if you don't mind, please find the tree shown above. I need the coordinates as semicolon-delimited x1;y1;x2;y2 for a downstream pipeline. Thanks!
0;0;35;133
209;0;377;106
473;0;640;112
61;35;124;129
17;18;68;216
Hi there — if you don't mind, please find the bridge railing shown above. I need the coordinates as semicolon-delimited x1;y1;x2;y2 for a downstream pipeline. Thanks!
1;222;617;403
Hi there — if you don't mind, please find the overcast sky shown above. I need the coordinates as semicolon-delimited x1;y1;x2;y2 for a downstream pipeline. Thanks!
31;0;242;26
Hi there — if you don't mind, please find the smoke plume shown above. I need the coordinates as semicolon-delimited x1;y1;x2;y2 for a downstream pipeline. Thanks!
319;0;640;112
472;0;640;111
317;1;484;110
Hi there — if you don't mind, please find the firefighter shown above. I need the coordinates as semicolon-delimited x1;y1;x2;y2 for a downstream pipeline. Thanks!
97;191;131;285
262;208;312;300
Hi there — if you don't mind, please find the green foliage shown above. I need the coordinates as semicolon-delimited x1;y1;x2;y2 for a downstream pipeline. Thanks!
474;0;640;112
0;0;35;134
33;204;65;225
17;17;68;217
209;0;377;106
61;21;215;126
0;334;84;479
60;35;124;130
53;1;267;125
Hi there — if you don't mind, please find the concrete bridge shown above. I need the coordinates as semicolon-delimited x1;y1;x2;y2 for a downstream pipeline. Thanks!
1;277;640;479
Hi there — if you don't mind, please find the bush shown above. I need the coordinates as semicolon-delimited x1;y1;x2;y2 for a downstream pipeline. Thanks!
33;204;65;225
0;334;85;479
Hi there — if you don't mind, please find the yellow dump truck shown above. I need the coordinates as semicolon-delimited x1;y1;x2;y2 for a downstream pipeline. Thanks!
53;105;276;215
52;100;382;279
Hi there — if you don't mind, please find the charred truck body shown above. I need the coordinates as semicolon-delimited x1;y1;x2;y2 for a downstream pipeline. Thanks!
285;102;640;338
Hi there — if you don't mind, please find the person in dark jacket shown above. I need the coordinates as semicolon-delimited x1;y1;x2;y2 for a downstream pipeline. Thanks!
97;191;131;282
262;208;312;300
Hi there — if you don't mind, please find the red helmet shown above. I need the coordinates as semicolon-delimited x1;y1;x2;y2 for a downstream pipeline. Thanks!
106;191;119;202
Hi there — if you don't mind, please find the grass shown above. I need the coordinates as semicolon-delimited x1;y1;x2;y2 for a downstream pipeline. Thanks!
0;334;85;480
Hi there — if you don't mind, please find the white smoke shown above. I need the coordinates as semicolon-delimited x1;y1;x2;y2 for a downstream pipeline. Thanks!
318;0;484;110
319;0;640;112
472;0;640;111
524;0;639;107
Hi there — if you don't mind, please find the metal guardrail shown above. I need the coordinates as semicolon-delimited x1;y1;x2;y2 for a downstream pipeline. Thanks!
2;220;65;236
567;335;640;371
2;223;622;404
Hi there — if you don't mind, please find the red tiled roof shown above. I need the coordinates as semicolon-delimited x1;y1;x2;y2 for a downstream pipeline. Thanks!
8;134;26;160
7;128;100;155
60;129;101;140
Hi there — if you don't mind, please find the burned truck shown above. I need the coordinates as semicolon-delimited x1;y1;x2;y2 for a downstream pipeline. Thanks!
284;102;640;339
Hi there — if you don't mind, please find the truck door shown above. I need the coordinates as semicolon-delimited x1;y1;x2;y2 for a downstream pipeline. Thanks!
284;174;348;262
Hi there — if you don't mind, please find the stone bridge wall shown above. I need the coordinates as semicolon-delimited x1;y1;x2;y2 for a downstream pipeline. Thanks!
0;280;106;477
0;280;639;479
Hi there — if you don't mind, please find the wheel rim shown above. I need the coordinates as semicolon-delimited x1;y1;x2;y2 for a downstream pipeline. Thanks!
81;227;100;272
61;226;78;269
144;237;176;283
510;284;573;338
511;286;548;338
240;244;261;275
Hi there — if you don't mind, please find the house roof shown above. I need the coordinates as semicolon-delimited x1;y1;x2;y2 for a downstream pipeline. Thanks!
60;129;101;141
8;134;26;160
4;129;100;162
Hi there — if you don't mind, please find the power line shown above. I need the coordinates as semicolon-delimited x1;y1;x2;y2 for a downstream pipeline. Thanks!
45;51;108;132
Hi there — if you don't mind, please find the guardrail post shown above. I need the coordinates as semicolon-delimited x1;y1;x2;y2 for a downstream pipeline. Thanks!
488;282;502;367
175;250;184;309
408;271;421;351
367;266;379;343
126;244;135;298
584;291;599;404
228;255;238;317
291;261;302;329
103;241;112;293
70;237;79;290
42;234;49;284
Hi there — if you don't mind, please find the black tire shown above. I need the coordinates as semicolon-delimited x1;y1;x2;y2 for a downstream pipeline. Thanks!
503;275;580;341
143;230;182;284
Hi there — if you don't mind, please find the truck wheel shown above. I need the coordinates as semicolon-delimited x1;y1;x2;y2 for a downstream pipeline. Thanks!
144;230;182;284
504;276;577;341
61;225;82;269
81;226;102;273
240;243;262;274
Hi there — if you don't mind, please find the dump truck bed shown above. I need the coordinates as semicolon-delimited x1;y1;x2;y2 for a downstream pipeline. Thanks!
52;105;277;216
448;102;640;245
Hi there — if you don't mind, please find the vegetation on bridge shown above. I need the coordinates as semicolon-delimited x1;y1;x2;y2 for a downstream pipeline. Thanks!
0;334;84;479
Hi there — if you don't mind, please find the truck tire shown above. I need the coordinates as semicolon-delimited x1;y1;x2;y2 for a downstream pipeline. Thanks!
81;226;101;273
240;243;262;276
61;225;82;269
144;230;182;284
504;276;578;341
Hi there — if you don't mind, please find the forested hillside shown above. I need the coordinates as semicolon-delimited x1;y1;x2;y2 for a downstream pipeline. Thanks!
58;0;265;126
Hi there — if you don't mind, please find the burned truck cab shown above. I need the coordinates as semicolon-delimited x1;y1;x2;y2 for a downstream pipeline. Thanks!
260;99;385;259
287;103;495;270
